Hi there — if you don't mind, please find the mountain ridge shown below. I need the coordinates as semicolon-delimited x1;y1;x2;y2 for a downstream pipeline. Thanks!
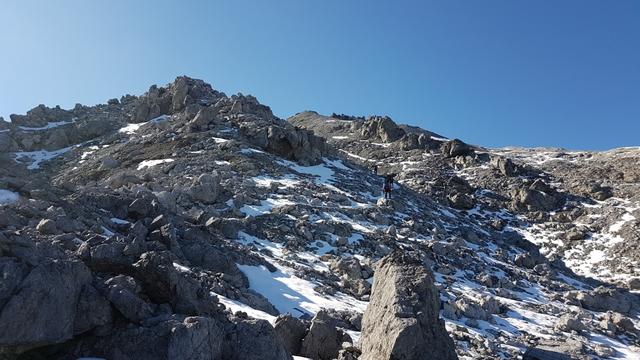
0;76;638;359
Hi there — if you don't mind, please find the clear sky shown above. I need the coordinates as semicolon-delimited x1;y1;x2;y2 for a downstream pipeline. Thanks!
1;1;638;150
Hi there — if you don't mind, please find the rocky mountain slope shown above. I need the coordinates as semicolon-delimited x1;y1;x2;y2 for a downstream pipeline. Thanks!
0;77;638;359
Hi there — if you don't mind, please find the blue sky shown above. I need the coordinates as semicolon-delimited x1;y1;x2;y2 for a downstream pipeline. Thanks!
1;0;638;150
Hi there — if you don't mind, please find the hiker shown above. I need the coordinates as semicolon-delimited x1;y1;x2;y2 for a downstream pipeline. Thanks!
383;173;395;200
372;164;378;175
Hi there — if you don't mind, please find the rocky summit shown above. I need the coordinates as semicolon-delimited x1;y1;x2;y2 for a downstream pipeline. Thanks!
0;76;638;360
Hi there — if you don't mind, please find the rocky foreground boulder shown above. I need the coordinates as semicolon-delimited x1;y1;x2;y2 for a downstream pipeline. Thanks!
360;252;458;360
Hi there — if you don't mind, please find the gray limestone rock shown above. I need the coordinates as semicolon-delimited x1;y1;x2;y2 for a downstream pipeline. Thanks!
442;138;473;158
300;310;349;360
224;319;292;360
274;314;308;355
359;252;458;360
0;259;92;355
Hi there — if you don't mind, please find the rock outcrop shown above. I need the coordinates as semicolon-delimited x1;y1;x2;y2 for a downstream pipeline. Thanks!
300;310;351;360
360;116;406;143
360;252;458;360
240;123;326;165
442;138;473;158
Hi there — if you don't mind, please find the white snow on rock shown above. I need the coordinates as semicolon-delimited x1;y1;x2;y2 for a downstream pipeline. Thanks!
137;159;174;170
172;262;193;274
213;291;277;324
239;197;295;217
101;226;115;237
240;148;265;155
609;213;635;233
149;114;171;123
119;115;171;134
14;146;74;170
79;145;101;163
237;232;331;273
237;263;367;318
212;137;229;143
17;118;76;131
277;158;349;185
118;123;145;134
251;175;301;188
110;217;129;225
0;189;19;205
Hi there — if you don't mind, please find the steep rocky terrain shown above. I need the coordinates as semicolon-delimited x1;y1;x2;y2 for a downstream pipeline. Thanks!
0;77;638;359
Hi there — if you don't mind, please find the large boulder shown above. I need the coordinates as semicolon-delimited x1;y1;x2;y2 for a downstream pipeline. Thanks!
565;287;638;315
447;193;474;210
189;173;220;204
360;252;458;360
36;218;58;235
573;181;613;201
400;132;440;151
0;259;93;354
511;179;563;212
491;156;517;177
224;319;292;360
132;251;219;316
442;139;473;158
300;310;350;360
523;339;584;360
73;284;113;335
274;314;308;355
360;116;405;143
9;104;71;128
168;316;224;360
104;275;155;323
188;106;218;131
88;316;224;360
240;123;326;166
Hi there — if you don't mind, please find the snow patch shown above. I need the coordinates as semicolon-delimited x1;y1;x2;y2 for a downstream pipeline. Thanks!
17;118;76;131
252;175;301;188
239;197;295;217
172;262;193;273
0;189;19;205
118;123;144;134
277;158;348;184
237;263;367;318
609;213;635;233
14;146;73;170
110;217;129;225
137;158;174;170
213;292;277;324
118;115;171;134
240;148;265;155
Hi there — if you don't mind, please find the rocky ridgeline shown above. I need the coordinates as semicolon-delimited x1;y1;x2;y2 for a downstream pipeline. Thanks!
0;77;637;359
